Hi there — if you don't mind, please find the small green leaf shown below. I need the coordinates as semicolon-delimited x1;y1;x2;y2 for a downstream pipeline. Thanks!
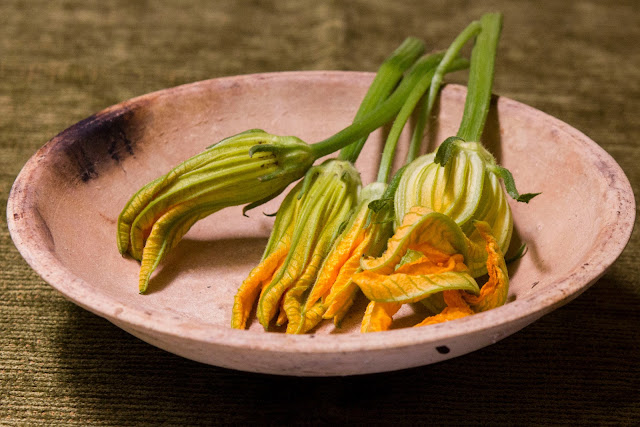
242;185;288;217
385;164;408;198
492;165;540;203
368;198;391;213
368;164;408;216
516;192;541;203
434;136;465;166
336;218;350;236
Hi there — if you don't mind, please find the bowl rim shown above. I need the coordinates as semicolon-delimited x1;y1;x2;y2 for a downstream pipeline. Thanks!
6;70;636;356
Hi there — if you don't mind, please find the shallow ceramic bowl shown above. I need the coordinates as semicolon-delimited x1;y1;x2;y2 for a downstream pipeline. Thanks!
7;72;635;376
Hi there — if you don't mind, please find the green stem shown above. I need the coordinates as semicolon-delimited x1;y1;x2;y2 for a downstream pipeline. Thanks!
338;37;425;164
406;98;428;164
426;21;481;131
376;56;469;183
406;20;482;162
456;12;503;142
310;52;446;160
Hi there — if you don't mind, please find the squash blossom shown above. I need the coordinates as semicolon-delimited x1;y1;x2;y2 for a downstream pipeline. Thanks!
231;159;360;331
288;182;393;333
274;51;471;334
354;13;537;331
231;40;455;332
395;12;537;263
393;12;530;260
353;210;507;332
118;37;428;294
238;30;472;334
394;138;515;260
117;129;315;293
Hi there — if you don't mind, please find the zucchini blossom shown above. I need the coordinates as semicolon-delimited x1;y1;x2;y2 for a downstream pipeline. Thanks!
394;138;515;259
353;13;537;332
231;159;361;331
291;182;394;333
244;50;471;333
354;209;507;332
233;31;473;334
117;129;315;293
230;38;433;331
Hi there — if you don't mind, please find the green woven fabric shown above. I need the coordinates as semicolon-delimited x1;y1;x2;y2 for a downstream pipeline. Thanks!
1;0;638;424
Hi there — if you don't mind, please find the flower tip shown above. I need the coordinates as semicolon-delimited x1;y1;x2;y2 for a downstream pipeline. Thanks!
516;192;541;203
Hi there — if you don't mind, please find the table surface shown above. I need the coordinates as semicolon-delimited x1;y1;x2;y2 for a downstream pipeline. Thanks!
2;0;638;424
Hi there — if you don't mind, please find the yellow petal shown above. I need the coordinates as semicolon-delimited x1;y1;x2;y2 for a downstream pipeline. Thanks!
138;202;221;293
317;234;369;312
256;161;360;329
257;245;306;328
323;277;359;319
394;253;466;275
286;300;325;334
263;243;328;329
325;285;358;327
303;210;367;311
406;243;457;266
360;207;471;274
414;290;474;327
117;176;165;255
353;269;478;304
276;298;288;327
462;221;509;312
324;240;463;324
361;301;402;332
283;283;305;332
231;238;290;329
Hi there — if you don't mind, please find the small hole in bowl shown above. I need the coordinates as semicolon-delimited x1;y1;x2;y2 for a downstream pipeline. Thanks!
436;345;450;354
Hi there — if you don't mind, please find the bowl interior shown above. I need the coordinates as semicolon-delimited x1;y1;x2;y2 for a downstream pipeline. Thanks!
8;71;634;374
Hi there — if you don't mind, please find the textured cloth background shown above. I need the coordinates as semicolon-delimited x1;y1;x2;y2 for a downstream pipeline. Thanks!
1;0;638;424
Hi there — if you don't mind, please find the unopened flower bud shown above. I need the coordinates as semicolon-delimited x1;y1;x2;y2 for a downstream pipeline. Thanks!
116;129;315;292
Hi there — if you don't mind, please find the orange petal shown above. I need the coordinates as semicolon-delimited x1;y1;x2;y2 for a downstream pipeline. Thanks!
276;296;288;327
231;238;290;329
353;269;478;304
304;211;367;311
326;285;358;327
394;253;467;275
360;207;468;274
138;202;220;292
361;301;402;332
321;234;369;300
414;290;474;327
462;221;509;312
287;301;324;334
323;278;358;319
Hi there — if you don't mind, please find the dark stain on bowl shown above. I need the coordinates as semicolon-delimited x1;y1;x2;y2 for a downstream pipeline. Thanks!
47;100;150;184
